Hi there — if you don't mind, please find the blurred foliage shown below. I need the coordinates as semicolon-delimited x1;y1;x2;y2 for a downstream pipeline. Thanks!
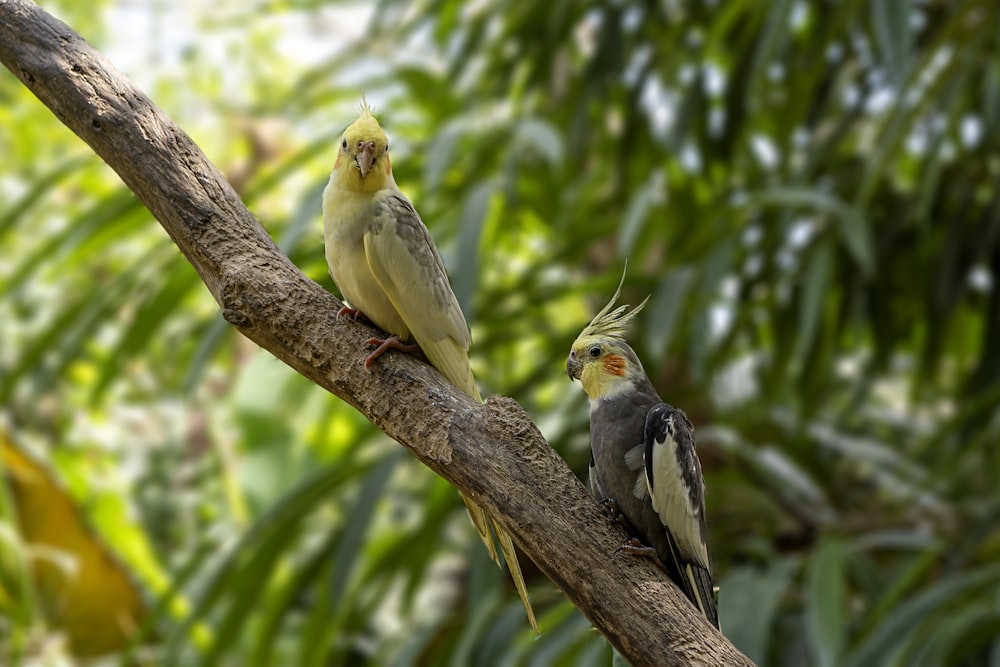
0;432;146;660
2;0;1000;664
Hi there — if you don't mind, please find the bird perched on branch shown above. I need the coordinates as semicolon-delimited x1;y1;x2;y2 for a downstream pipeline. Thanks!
322;101;536;631
567;276;719;629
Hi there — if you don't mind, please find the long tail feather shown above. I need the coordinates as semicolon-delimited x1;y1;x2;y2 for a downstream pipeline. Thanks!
667;531;719;629
460;492;499;564
683;563;720;630
460;488;539;633
493;518;539;632
432;342;538;632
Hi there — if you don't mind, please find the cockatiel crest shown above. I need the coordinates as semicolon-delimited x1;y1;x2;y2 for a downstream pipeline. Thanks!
576;272;650;344
568;271;650;401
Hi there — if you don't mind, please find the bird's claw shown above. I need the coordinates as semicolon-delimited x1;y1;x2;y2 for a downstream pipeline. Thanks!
614;537;658;559
337;305;369;323
364;335;421;369
598;498;628;525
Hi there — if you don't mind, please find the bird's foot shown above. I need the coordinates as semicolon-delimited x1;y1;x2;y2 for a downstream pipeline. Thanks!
364;335;420;368
337;305;370;323
614;537;658;559
598;498;629;525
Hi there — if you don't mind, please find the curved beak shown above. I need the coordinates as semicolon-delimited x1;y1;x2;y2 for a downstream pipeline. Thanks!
355;140;377;178
567;354;583;381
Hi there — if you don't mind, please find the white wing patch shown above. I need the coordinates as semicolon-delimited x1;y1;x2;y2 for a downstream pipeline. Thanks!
588;454;606;499
632;473;648;501
623;444;648;500
647;411;710;571
624;444;644;471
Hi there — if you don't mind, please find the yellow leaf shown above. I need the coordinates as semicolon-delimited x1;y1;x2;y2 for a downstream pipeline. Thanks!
1;432;146;658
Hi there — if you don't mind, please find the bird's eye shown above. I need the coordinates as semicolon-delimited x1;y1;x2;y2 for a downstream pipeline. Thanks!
341;139;348;150
588;345;601;358
385;142;389;153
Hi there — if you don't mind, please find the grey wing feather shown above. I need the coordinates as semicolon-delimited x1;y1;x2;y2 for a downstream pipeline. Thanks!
365;194;470;346
364;193;479;398
623;445;647;501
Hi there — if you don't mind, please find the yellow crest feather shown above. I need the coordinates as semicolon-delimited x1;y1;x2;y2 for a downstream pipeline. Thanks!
347;101;384;139
358;94;377;117
578;267;650;343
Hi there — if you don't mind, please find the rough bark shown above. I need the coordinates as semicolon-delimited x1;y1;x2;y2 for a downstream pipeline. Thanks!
0;2;754;665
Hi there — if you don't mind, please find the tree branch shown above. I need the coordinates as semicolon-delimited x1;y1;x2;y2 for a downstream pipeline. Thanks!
0;2;753;665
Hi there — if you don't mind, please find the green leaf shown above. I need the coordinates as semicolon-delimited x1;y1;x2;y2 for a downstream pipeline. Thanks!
183;315;231;393
515;116;564;167
644;266;694;363
618;169;664;258
0;155;91;243
749;187;873;276
90;256;200;403
201;513;304;667
906;602;997;667
452;180;494;319
163;457;374;665
718;559;799;664
311;454;401;665
794;242;833;366
871;0;912;89
2;190;142;295
278;176;328;255
845;564;1000;667
857;537;944;627
424;120;464;193
247;530;335;666
806;537;845;667
747;0;794;93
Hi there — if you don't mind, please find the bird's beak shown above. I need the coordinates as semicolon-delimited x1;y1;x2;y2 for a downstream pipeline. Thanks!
567;354;582;381
355;140;377;178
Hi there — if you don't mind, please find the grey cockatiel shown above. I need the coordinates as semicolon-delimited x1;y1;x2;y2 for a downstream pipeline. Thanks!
322;102;536;632
567;278;719;629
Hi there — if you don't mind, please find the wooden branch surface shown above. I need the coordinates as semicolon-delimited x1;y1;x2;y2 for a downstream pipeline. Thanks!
0;2;753;665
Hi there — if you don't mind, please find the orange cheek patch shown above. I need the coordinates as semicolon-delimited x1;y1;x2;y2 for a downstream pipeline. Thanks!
603;354;626;376
386;153;392;176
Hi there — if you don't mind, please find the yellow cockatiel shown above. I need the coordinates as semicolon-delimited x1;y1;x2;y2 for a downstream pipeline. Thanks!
322;102;537;631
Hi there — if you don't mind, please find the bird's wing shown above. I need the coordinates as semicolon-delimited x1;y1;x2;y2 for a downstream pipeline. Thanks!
643;403;709;569
363;192;479;399
644;403;719;628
